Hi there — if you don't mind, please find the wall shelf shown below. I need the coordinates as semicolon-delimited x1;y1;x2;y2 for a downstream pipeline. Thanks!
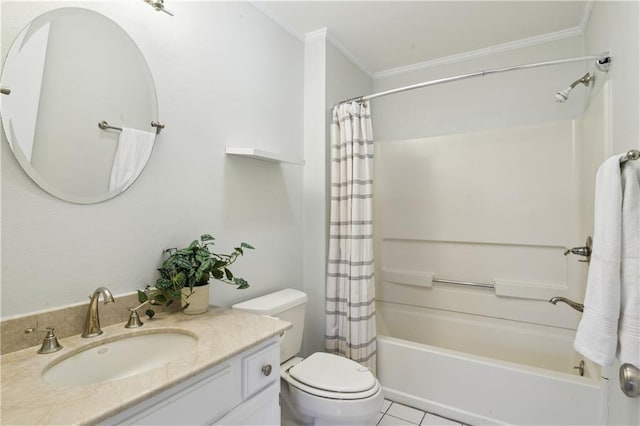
225;147;305;165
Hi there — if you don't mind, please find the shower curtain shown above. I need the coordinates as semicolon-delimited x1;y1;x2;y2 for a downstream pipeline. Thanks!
325;101;377;372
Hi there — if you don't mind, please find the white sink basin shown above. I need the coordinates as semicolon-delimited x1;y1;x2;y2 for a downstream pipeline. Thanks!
42;331;197;386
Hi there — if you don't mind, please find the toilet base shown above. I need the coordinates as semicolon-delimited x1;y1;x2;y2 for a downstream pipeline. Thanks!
280;378;383;426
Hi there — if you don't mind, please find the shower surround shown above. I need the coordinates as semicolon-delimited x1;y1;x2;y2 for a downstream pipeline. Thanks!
374;113;609;424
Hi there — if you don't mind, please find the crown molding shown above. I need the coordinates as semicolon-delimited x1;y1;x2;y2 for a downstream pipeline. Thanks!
580;0;595;32
373;26;584;80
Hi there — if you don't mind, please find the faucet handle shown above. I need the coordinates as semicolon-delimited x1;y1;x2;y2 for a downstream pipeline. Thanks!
25;327;63;354
124;301;148;328
125;308;144;328
564;236;593;263
25;326;55;334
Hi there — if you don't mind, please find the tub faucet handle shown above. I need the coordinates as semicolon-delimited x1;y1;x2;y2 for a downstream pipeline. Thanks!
564;236;592;263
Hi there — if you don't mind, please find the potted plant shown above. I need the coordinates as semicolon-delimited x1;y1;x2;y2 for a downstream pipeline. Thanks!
139;234;254;315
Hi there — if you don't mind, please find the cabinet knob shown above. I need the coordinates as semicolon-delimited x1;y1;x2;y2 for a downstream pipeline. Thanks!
261;364;273;376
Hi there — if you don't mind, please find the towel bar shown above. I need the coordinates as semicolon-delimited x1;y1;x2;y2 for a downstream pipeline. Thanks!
98;120;165;134
98;120;122;132
620;149;640;164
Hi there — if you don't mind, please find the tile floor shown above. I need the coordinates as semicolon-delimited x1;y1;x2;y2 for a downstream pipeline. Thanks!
376;399;466;426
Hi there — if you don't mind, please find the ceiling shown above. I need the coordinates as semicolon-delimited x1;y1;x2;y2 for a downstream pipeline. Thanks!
253;1;591;78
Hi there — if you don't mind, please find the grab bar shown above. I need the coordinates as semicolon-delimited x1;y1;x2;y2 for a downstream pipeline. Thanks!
98;120;165;134
432;277;494;289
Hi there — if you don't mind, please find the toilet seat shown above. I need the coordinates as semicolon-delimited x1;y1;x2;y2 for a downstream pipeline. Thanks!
285;374;381;400
282;353;380;400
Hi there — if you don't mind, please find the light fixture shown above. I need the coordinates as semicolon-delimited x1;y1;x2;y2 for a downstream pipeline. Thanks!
144;0;174;16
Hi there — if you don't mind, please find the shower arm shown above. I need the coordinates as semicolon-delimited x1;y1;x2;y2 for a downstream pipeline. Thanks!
568;73;592;90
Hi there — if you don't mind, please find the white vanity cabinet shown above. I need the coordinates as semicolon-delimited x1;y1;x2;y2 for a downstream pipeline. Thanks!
103;337;281;426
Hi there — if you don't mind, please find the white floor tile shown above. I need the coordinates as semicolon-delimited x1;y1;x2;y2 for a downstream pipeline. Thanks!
381;399;392;413
387;403;426;425
376;412;384;424
420;413;461;426
378;414;418;426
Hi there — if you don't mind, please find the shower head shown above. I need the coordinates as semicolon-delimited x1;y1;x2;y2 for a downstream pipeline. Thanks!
555;73;592;103
555;88;571;103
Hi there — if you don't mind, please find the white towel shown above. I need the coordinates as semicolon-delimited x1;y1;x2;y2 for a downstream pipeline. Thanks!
574;155;623;366
574;154;640;367
618;160;640;366
108;128;155;192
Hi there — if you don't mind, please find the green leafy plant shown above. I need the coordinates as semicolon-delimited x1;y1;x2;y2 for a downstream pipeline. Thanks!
138;234;254;317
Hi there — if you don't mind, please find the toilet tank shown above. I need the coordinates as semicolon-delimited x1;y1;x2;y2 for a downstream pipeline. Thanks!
232;289;307;363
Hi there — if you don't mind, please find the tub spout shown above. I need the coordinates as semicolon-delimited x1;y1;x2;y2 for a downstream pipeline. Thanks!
549;296;584;313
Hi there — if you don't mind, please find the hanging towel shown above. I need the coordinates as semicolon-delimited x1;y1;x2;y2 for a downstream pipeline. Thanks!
574;154;640;367
108;128;155;192
618;159;640;366
574;155;623;366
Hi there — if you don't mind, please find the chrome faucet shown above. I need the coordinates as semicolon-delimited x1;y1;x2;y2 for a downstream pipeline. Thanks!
82;286;115;338
549;296;584;313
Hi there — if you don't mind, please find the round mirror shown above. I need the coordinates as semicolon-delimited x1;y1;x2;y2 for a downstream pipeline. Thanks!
1;8;159;204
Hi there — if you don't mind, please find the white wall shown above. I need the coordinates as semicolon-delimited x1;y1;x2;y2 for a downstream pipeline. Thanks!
375;120;584;332
302;30;327;356
1;1;304;318
302;32;372;356
585;1;639;155
583;2;640;424
372;36;587;140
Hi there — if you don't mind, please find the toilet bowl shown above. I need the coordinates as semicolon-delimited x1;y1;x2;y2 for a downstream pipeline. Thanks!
281;354;383;426
232;289;383;426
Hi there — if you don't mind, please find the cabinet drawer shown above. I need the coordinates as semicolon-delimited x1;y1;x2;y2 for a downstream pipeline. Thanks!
242;342;280;398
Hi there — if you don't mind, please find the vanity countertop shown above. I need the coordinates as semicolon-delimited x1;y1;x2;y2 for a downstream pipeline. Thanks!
0;307;290;425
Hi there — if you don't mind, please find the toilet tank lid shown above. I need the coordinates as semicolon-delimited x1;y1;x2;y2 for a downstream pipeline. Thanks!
231;288;307;316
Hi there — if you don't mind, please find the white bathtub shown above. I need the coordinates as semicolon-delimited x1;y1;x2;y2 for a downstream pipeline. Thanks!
376;301;604;425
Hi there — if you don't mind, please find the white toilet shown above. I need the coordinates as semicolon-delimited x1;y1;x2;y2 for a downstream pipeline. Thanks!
232;289;383;426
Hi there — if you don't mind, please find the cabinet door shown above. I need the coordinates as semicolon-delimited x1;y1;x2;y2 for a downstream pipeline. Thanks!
215;382;280;426
112;364;240;425
242;342;280;398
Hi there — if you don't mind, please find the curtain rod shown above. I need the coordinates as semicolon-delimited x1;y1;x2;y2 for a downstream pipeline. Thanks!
337;53;611;106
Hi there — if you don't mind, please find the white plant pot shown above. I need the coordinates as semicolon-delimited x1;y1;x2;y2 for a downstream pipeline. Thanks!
181;284;210;314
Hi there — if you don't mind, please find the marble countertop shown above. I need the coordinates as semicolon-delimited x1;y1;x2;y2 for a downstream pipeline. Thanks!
0;307;290;425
